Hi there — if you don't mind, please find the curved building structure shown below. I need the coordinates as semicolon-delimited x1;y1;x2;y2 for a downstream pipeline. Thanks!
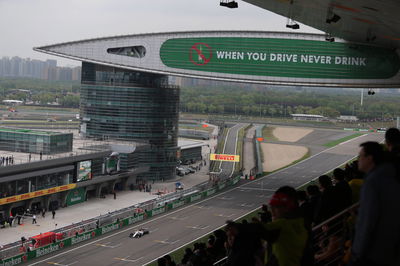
34;30;400;179
35;31;400;88
80;62;179;180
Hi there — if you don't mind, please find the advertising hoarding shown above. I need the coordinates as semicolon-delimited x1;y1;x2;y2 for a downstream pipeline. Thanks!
161;37;400;79
210;153;240;162
77;160;92;182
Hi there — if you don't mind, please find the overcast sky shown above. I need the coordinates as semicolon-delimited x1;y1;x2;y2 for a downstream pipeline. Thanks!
0;0;321;66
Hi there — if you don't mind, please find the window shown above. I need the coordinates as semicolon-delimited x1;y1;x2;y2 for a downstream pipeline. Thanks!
107;46;146;58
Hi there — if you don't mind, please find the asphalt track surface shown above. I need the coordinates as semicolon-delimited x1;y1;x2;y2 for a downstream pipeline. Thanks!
27;132;383;266
219;123;249;177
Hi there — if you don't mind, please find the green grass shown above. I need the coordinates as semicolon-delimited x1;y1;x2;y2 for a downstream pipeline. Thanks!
323;133;364;147
262;126;278;141
179;124;214;133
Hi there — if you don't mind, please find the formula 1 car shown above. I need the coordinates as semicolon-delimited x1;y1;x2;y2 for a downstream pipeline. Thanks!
129;228;149;238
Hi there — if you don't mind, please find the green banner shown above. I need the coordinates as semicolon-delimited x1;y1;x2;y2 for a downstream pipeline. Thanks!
66;188;86;206
100;222;120;235
0;254;27;266
33;241;67;259
206;188;216;197
171;199;185;210
70;231;96;245
160;38;400;79
218;183;226;190
190;193;202;203
151;206;166;217
124;213;145;226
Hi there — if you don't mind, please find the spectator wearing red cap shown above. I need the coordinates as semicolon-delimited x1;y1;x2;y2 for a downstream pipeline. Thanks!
260;186;309;266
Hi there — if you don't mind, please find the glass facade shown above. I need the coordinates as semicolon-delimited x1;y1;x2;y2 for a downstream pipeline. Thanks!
80;62;179;180
0;128;72;154
0;170;73;198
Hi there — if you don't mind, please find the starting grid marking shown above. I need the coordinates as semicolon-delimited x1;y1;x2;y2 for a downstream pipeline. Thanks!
47;261;78;266
114;256;143;263
186;225;210;230
239;187;276;192
94;242;121;248
153;239;179;245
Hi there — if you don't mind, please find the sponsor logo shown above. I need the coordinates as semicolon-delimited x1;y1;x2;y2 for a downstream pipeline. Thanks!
189;43;212;66
36;245;60;258
190;194;201;202
1;256;22;266
70;196;82;202
101;224;119;234
128;215;144;225
71;233;91;245
152;207;165;216
207;189;216;196
172;201;185;209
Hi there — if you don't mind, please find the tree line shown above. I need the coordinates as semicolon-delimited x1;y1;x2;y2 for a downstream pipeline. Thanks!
179;85;400;120
0;78;399;120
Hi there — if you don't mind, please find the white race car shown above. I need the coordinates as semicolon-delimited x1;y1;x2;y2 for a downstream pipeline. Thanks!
129;228;149;238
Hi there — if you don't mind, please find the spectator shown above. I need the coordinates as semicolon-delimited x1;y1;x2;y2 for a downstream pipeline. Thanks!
315;175;337;224
296;190;313;230
385;127;400;180
345;161;364;203
260;186;308;266
350;141;400;266
306;184;321;224
163;254;176;266
332;168;352;211
181;248;193;265
385;127;400;153
224;221;263;266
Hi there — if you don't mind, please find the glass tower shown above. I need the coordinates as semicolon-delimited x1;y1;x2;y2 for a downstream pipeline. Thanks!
80;62;179;180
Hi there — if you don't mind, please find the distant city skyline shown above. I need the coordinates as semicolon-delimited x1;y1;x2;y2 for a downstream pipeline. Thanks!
0;56;81;81
0;0;321;67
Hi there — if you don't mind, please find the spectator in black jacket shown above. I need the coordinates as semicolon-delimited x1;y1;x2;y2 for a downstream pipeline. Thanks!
332;168;352;211
315;175;337;224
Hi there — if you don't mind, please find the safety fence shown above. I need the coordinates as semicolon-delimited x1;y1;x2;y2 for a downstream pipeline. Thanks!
0;175;241;265
254;124;264;175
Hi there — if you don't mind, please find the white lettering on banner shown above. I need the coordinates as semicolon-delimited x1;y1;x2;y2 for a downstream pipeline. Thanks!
216;51;244;60
128;215;144;225
172;201;185;209
191;194;201;202
36;245;60;258
101;224;119;234
2;256;22;266
152;207;165;216
71;233;91;245
215;50;368;66
335;56;366;66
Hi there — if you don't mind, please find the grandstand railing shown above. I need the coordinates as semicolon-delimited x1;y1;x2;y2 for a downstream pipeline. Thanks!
210;203;359;266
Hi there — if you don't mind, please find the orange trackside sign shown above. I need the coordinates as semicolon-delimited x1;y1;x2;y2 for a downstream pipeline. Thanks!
210;153;240;162
0;184;77;205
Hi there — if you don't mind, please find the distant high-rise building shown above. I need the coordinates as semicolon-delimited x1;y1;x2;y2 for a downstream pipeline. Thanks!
0;56;80;81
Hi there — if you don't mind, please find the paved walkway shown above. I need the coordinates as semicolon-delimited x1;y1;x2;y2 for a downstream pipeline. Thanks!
0;127;220;247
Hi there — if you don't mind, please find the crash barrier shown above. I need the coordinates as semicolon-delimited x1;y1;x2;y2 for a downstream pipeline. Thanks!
254;124;264;175
0;175;241;265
